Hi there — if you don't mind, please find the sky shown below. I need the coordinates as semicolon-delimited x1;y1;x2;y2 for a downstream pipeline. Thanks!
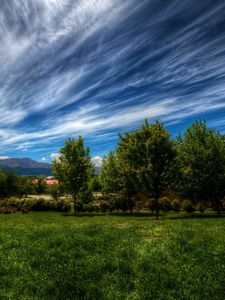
1;0;225;165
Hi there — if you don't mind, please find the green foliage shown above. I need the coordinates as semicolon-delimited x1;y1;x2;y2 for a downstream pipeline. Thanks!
177;120;225;216
99;201;109;212
0;198;71;213
73;200;84;213
35;178;47;195
91;176;101;192
48;184;63;200
181;199;195;213
196;202;206;213
159;197;172;212
117;120;178;218
52;136;94;213
0;171;34;197
79;183;94;204
172;199;181;212
93;204;100;212
99;151;120;198
35;178;47;194
84;204;95;213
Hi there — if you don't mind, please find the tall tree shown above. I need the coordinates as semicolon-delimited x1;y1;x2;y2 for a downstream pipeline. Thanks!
99;151;120;198
177;120;225;216
52;136;93;213
117;120;177;219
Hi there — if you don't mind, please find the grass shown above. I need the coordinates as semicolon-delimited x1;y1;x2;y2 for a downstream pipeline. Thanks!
0;211;225;299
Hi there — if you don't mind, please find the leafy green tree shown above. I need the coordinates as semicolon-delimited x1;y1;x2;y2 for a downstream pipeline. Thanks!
16;176;34;197
117;141;140;214
99;151;136;212
177;120;225;216
35;178;47;195
99;151;120;198
49;184;63;200
79;182;94;204
117;120;177;219
52;136;94;213
91;176;101;192
0;170;7;196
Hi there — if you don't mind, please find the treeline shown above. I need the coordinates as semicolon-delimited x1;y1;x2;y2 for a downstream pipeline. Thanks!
53;120;225;218
0;172;34;198
0;172;59;198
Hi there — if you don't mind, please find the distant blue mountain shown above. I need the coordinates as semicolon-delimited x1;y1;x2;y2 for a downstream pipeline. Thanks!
0;158;100;176
0;158;52;176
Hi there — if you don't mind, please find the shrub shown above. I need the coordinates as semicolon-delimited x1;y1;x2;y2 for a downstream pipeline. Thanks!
172;199;181;212
108;200;116;212
84;203;95;212
181;199;195;213
32;198;51;211
74;201;83;213
159;197;172;212
52;199;71;212
79;188;94;204
93;204;100;212
100;201;109;212
49;185;62;200
0;197;71;212
196;202;206;213
0;206;16;214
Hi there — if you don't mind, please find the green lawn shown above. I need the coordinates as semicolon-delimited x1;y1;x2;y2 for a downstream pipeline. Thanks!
0;212;225;299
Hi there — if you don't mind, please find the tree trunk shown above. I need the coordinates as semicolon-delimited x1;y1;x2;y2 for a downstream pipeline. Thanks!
128;197;133;214
216;200;221;217
155;195;159;220
73;195;77;214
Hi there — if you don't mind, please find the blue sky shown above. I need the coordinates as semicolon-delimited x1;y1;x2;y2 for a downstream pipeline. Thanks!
1;0;225;164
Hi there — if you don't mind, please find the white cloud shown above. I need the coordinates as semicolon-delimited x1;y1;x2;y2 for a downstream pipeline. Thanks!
0;156;10;160
91;156;103;167
41;157;48;161
50;153;61;161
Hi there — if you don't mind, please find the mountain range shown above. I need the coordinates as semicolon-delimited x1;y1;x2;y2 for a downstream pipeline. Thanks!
0;158;100;176
0;158;52;176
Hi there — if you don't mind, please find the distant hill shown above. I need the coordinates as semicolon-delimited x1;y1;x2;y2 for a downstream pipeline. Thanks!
0;158;100;176
0;158;52;176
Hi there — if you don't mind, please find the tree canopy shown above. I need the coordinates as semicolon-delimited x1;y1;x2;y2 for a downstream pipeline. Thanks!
177;120;225;216
52;136;94;213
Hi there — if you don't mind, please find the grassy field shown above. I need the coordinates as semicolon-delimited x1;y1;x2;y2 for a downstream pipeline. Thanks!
1;212;225;299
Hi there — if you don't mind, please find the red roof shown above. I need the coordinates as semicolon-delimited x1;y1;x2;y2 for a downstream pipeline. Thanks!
45;179;59;185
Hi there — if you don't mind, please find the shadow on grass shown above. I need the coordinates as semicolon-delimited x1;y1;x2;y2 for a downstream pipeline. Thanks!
61;211;155;218
168;212;225;220
61;211;225;220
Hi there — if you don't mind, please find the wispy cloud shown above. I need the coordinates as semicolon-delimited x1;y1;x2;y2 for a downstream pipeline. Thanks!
1;0;225;159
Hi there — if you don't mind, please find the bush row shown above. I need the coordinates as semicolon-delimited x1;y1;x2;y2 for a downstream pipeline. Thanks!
0;197;213;214
0;197;71;213
74;198;204;213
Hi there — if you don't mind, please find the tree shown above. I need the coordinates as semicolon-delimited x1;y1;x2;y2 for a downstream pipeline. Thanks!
35;178;47;195
99;151;120;198
117;120;177;219
91;176;101;192
117;142;139;214
0;170;7;197
52;136;94;213
177;120;225;216
48;184;63;200
16;176;34;198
